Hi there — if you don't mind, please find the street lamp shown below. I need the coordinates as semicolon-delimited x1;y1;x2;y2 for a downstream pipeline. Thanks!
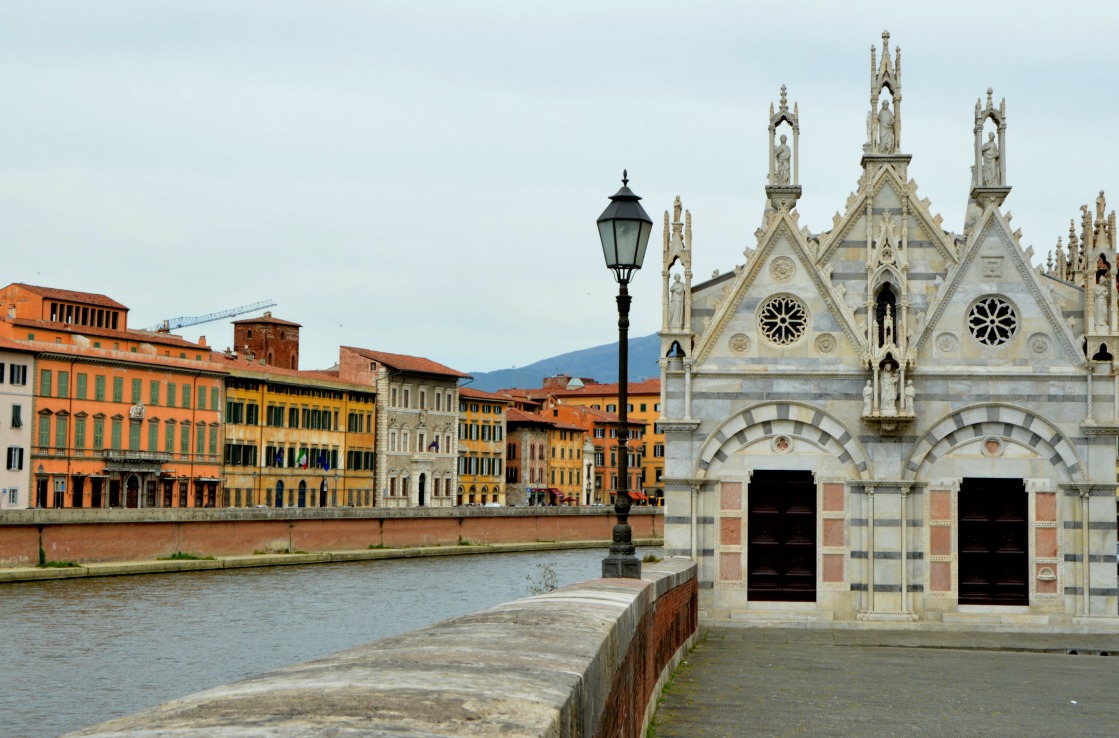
597;170;653;579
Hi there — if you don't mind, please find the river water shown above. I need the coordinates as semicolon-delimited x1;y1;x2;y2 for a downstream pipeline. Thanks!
2;546;659;738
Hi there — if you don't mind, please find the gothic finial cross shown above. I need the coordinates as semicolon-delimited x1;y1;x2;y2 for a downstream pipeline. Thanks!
986;87;993;108
779;84;788;111
882;29;890;47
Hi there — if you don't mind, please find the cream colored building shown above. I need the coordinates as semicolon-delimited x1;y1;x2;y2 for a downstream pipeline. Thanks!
662;32;1118;628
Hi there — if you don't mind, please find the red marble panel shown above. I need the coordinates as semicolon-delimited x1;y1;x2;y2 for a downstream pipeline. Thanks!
929;489;951;521
719;552;740;581
929;561;952;592
1035;527;1057;558
1035;492;1056;522
720;482;741;510
822;553;844;583
822;519;845;547
929;526;951;556
822;483;844;512
720;517;741;546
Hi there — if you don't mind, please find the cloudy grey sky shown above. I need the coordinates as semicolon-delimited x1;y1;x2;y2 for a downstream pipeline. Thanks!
2;1;1116;374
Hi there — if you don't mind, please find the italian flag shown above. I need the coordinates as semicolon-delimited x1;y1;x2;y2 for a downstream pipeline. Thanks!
297;450;308;469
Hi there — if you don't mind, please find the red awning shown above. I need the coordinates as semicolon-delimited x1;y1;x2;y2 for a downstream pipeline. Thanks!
628;491;648;501
549;488;563;497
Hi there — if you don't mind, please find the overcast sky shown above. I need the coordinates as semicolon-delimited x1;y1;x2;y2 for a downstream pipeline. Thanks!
2;1;1116;374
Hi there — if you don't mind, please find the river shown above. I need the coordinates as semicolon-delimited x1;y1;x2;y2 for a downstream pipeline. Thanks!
2;546;659;738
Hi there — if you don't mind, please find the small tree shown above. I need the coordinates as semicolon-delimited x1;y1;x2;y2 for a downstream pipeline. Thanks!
525;563;559;595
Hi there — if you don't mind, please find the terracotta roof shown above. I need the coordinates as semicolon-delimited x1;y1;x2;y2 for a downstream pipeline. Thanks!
27;341;228;374
10;283;128;310
5;318;207;350
459;386;513;402
505;408;555;426
502;378;660;399
0;335;36;353
219;354;374;391
342;346;470;379
231;315;302;328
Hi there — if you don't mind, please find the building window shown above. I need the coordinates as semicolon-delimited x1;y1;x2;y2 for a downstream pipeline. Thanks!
149;380;161;405
210;387;219;412
198;385;207;409
419;390;426;410
11;405;22;428
6;446;24;471
180;424;190;454
128;419;141;451
76;373;88;400
95;375;106;401
9;364;28;385
209;426;218;455
391;387;398;407
196;425;205;458
403;388;411;408
130;378;141;404
93;418;105;450
37;415;50;448
112;377;123;403
148;421;158;452
654;443;664;457
74;417;86;450
39;369;52;397
164;422;175;453
167;383;177;408
111;418;122;450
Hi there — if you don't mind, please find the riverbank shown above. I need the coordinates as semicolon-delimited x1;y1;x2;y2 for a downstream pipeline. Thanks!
0;506;662;569
0;537;663;583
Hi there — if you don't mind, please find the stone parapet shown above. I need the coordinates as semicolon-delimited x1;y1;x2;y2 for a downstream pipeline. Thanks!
65;559;698;738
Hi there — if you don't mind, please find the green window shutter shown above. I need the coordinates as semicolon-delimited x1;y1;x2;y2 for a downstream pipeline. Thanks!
58;371;69;398
38;415;50;447
95;375;106;401
196;425;205;459
111;418;122;450
198;386;206;409
182;385;192;409
209;426;218;455
76;373;88;400
74;417;86;449
129;420;141;451
112;377;123;403
167;383;177;408
93;418;105;450
55;416;68;449
130;378;141;404
210;387;218;412
40;370;52;397
150;380;160;406
148;422;158;452
164;423;174;453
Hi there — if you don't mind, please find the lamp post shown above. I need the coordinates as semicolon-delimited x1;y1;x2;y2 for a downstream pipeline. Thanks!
597;170;653;579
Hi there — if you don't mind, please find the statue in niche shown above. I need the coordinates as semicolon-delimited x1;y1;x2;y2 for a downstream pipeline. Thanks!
673;195;682;223
877;99;895;152
981;132;1000;185
862;380;874;415
774;134;791;185
1095;283;1109;328
883;304;895;346
880;366;898;417
903;380;915;414
668;274;685;329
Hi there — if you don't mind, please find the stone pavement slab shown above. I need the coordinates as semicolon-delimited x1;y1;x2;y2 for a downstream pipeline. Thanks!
653;627;1119;737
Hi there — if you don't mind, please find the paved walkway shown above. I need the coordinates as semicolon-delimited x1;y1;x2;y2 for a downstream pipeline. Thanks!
653;627;1119;737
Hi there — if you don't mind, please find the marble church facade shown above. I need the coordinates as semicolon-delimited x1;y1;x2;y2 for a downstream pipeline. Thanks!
660;32;1118;627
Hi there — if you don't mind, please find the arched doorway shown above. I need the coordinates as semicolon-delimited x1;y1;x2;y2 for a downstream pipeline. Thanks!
298;480;307;507
125;475;140;509
275;480;284;507
418;473;426;506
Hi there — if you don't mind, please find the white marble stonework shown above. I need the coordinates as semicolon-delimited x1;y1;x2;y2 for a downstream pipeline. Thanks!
659;32;1119;628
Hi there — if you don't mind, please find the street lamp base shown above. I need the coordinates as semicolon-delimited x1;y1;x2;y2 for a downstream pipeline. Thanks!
602;553;642;579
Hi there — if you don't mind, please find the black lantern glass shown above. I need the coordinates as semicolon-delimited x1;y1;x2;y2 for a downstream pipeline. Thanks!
597;170;653;284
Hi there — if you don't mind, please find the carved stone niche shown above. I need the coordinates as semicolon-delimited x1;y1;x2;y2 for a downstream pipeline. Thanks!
860;357;916;435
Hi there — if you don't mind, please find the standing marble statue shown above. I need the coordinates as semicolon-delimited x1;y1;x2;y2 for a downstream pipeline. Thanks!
668;274;685;329
774;134;791;185
880;366;898;417
981;132;1000;185
903;379;915;414
862;380;874;415
877;99;894;152
1095;283;1109;328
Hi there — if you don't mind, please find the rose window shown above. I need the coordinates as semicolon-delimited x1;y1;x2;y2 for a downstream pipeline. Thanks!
967;296;1018;346
758;295;808;345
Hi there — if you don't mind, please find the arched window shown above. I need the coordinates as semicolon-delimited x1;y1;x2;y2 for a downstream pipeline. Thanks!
875;285;897;347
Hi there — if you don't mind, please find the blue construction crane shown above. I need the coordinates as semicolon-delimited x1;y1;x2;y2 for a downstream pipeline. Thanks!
142;299;278;332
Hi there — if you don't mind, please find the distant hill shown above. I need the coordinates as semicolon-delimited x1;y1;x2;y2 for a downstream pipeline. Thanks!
468;334;661;392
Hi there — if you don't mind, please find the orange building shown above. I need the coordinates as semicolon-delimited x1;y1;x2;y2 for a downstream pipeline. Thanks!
505;375;663;502
0;283;226;508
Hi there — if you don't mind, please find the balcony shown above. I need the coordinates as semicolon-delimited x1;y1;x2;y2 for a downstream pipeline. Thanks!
99;449;174;463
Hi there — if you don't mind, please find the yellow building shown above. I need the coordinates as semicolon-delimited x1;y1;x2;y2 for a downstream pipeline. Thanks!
219;355;376;508
457;387;510;505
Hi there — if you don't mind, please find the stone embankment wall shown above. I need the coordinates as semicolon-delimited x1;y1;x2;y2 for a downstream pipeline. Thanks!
0;507;661;568
67;559;698;738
